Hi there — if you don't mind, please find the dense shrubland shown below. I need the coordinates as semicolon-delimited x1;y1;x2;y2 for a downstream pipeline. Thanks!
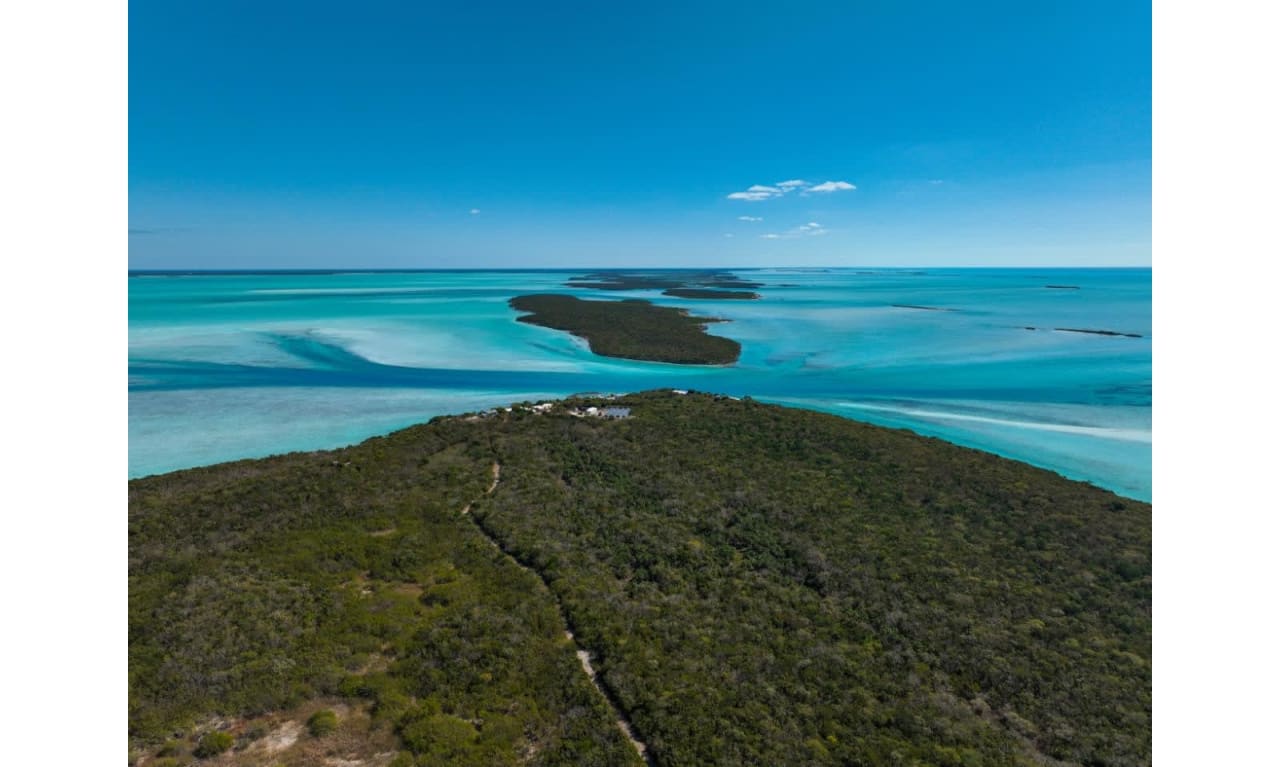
129;425;639;766
130;391;1149;766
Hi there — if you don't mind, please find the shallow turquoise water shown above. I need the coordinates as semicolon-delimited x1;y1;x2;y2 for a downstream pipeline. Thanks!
129;268;1151;500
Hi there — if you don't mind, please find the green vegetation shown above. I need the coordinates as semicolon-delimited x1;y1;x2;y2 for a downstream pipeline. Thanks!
130;425;641;766
307;709;339;737
193;731;234;758
131;391;1150;766
566;271;763;291
661;288;759;300
510;294;741;364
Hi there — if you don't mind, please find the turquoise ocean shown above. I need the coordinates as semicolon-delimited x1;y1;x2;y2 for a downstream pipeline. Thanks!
129;268;1151;500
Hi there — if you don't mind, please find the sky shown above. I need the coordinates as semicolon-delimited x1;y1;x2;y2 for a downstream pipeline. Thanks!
128;1;1151;269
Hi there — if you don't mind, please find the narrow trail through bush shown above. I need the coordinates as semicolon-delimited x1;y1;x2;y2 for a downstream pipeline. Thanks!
459;459;652;765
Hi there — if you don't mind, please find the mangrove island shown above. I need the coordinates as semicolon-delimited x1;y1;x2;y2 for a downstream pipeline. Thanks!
510;293;741;364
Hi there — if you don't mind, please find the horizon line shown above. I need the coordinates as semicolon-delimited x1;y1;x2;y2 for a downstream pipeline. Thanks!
129;265;1154;275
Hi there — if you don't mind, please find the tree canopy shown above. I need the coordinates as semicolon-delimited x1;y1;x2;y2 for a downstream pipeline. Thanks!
130;391;1149;766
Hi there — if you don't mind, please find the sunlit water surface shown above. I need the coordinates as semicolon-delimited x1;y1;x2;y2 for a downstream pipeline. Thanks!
130;268;1151;500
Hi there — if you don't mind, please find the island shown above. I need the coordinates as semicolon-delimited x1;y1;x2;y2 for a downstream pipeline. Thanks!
129;391;1151;767
510;293;742;364
661;288;760;300
566;270;764;294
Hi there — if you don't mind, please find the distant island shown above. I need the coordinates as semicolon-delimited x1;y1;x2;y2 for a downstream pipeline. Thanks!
510;293;741;364
661;288;760;300
129;391;1151;767
567;270;764;294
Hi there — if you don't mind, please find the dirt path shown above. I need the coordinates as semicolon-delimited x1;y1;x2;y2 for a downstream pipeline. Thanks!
461;462;501;515
565;629;650;761
458;460;651;765
486;461;501;494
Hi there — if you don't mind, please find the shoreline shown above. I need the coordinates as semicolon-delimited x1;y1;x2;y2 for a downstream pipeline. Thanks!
130;390;1151;503
131;268;1149;497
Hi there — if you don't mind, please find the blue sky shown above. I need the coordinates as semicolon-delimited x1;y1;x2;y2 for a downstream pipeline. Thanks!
128;1;1150;269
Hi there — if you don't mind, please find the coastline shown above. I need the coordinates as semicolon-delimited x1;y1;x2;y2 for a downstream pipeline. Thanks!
131;390;1152;502
130;267;1151;498
130;390;1150;765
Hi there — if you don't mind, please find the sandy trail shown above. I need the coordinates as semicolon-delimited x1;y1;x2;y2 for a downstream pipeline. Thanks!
458;459;651;764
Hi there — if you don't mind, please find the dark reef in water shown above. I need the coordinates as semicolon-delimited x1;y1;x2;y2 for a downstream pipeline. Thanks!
1055;327;1144;338
892;304;957;312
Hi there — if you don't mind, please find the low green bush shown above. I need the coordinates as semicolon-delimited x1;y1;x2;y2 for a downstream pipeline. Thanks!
388;752;415;767
193;730;234;758
308;709;339;737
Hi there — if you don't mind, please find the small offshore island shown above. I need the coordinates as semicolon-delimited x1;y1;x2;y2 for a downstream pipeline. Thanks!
566;270;764;294
661;287;760;300
565;270;763;301
510;293;742;364
129;391;1151;767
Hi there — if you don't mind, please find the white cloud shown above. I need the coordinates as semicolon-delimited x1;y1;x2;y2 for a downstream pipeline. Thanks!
726;182;793;201
928;179;944;185
761;222;828;240
792;222;828;236
807;180;856;193
727;189;779;201
469;208;481;215
729;178;856;200
723;233;734;238
738;215;763;222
